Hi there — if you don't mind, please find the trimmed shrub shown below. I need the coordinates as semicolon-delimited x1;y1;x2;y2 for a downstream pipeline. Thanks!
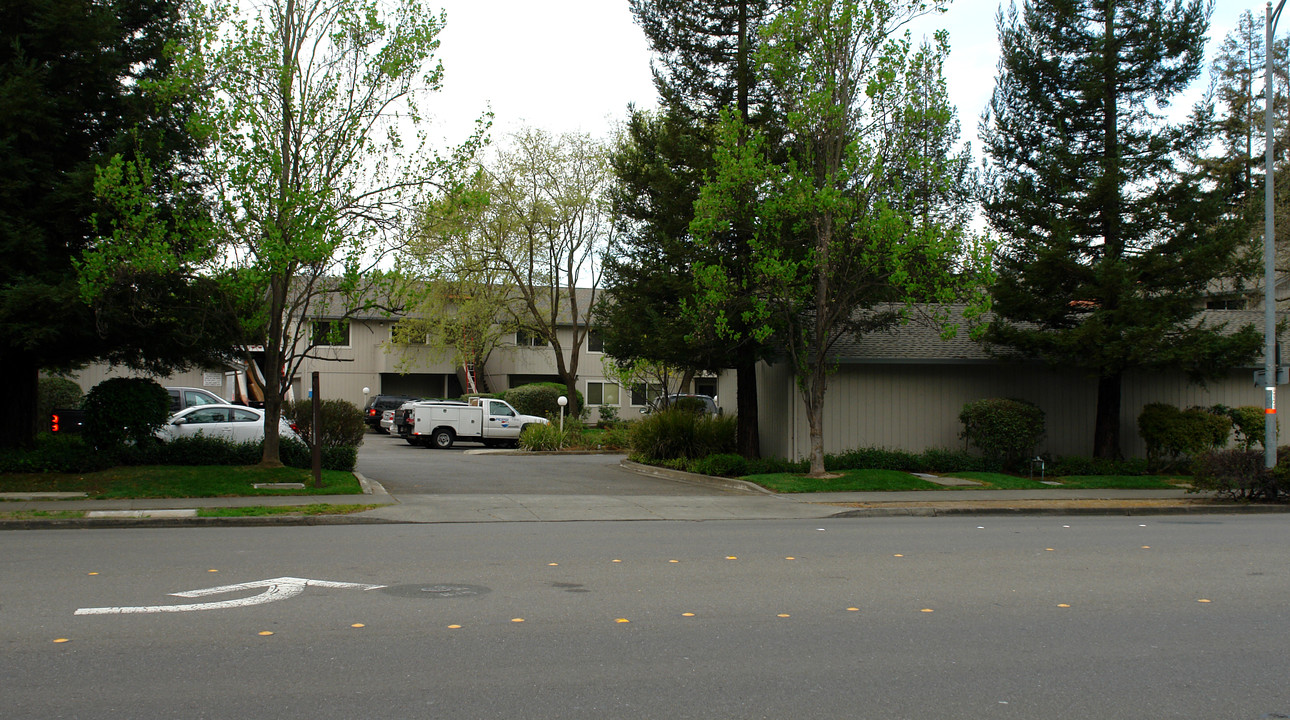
745;456;809;475
629;408;736;461
1138;403;1231;470
596;404;620;427
519;422;578;451
38;377;83;423
594;424;631;450
692;453;748;477
1045;455;1151;477
282;399;366;448
1190;449;1285;501
83;378;170;450
0;434;114;473
504;383;584;419
1217;405;1266;450
959;398;1046;471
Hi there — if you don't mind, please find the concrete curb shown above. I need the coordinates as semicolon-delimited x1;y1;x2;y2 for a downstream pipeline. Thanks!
618;459;776;495
825;503;1290;518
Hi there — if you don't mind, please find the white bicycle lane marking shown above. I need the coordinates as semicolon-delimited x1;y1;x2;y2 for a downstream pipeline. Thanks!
74;576;387;615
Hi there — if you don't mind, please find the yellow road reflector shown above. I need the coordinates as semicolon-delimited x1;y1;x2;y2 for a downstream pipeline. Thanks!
847;607;860;612
258;631;274;636
53;638;70;643
1045;548;1054;552
612;559;622;563
920;609;934;613
785;556;796;560
547;563;558;566
1141;546;1151;549
1057;604;1071;608
1198;599;1211;603
448;624;462;629
512;618;525;623
669;560;679;563
777;613;790;618
726;556;737;560
616;618;630;624
208;569;219;573
350;623;365;628
893;554;903;557
682;613;695;617
87;572;99;576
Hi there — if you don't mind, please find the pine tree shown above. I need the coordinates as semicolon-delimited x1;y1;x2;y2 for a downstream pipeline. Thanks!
603;0;781;457
0;0;238;447
981;0;1261;459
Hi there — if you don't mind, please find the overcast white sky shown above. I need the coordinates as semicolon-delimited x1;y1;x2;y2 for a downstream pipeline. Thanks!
424;0;1253;155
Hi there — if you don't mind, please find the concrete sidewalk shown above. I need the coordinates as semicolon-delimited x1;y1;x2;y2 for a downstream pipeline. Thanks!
1;466;1284;529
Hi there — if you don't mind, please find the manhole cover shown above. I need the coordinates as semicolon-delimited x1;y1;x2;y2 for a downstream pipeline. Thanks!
380;583;490;599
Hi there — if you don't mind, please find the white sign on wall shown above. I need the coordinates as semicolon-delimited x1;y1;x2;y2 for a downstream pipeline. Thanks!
203;372;223;387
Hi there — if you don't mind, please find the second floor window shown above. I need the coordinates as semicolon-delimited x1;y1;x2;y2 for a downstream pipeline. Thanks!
312;320;350;347
587;330;603;353
516;329;545;347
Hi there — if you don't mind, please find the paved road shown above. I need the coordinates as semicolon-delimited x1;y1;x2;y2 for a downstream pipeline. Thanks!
356;429;728;496
6;516;1289;719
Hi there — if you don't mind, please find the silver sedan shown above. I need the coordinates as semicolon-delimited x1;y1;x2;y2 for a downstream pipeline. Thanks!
157;404;300;443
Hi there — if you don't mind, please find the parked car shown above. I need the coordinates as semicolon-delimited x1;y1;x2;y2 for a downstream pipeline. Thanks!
379;408;397;433
646;394;721;416
166;386;227;413
51;386;230;435
364;394;418;433
156;404;299;444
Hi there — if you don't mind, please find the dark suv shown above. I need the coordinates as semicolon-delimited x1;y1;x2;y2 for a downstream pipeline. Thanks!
364;395;418;433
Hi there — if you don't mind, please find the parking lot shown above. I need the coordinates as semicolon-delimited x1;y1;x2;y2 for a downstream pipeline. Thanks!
355;430;730;496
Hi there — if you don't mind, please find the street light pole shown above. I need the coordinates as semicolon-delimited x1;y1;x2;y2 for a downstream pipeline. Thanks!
1266;0;1287;468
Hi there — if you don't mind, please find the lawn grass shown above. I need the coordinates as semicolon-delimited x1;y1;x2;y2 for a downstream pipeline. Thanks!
742;468;1192;493
196;503;379;517
746;468;941;493
0;465;361;499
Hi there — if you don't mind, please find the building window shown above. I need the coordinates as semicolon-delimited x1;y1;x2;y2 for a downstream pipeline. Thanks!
694;377;718;398
587;330;603;353
587;381;620;406
630;382;662;407
1206;298;1246;310
312;320;350;347
516;329;545;347
391;324;427;345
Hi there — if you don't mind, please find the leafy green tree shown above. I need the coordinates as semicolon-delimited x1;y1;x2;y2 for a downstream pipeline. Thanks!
607;0;782;458
982;0;1261;459
82;0;485;466
691;0;986;477
406;129;616;416
0;0;241;448
1197;11;1290;302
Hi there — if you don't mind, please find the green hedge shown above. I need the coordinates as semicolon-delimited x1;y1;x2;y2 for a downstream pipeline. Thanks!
1138;403;1231;470
503;383;585;418
959;398;1046;471
0;435;358;473
629;408;736;461
282;399;366;448
83;377;170;450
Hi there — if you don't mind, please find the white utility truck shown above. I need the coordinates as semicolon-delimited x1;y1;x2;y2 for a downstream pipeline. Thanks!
407;398;548;449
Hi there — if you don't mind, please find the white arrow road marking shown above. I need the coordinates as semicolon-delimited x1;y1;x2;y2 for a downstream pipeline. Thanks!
74;576;386;615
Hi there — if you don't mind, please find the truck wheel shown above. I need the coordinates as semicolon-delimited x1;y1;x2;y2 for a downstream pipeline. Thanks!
432;428;455;449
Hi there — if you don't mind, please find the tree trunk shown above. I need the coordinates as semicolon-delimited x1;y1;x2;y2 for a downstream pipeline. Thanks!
0;352;39;449
736;352;760;459
259;276;286;467
1093;372;1122;460
805;366;827;477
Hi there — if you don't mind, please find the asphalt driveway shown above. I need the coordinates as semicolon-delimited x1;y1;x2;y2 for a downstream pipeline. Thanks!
356;431;730;496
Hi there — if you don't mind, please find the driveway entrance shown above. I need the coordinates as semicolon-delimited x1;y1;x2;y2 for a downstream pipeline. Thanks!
357;432;731;496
